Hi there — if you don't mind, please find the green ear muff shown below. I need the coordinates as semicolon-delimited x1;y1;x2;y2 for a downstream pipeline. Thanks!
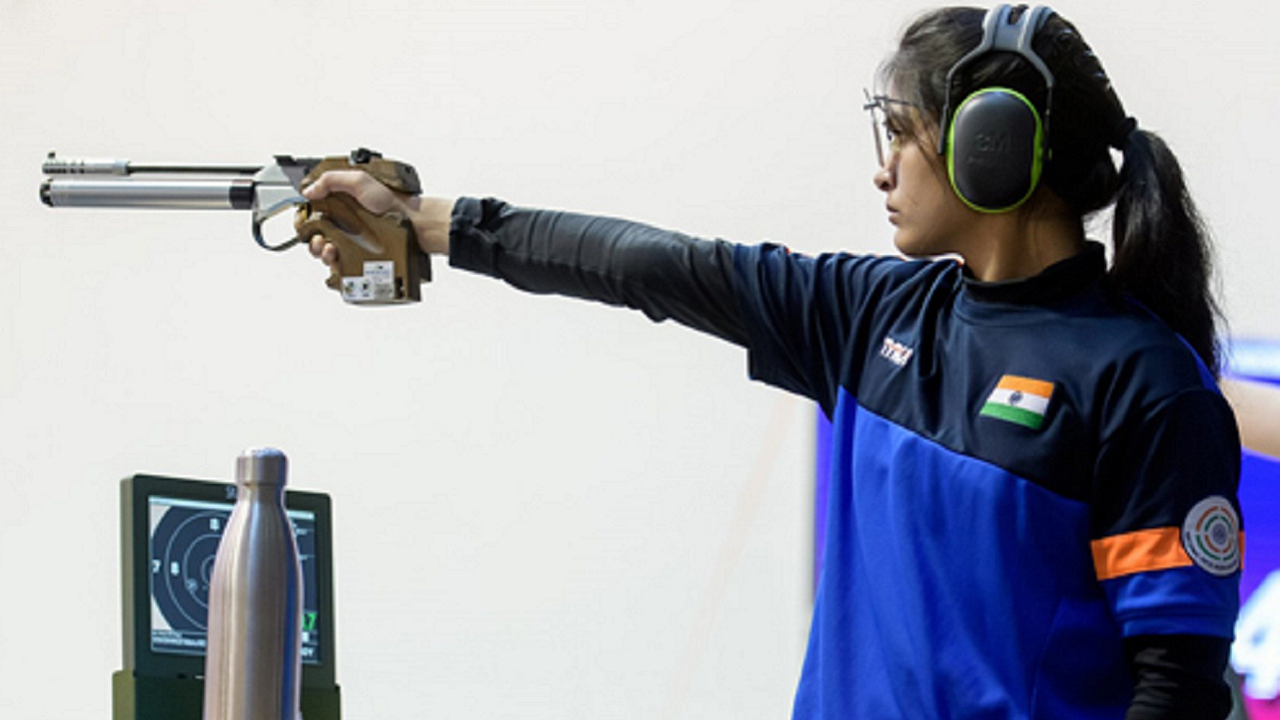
947;87;1045;213
938;5;1056;214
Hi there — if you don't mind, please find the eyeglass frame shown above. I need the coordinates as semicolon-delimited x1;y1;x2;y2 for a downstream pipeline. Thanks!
862;89;925;168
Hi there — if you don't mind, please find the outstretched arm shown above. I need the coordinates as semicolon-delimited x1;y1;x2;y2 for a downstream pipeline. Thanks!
301;171;747;345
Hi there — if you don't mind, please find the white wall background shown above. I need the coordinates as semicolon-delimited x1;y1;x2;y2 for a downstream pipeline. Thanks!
1;1;1276;719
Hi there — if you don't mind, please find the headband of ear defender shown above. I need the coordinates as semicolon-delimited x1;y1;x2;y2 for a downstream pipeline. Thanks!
939;4;1056;213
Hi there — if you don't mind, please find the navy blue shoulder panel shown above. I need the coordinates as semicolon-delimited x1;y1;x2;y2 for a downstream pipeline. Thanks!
730;242;1240;508
731;243;960;415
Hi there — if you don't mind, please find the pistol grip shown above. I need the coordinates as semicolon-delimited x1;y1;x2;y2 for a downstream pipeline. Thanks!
296;192;429;304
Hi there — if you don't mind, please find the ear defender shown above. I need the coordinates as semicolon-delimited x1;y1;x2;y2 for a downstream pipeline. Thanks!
948;87;1044;212
939;5;1056;213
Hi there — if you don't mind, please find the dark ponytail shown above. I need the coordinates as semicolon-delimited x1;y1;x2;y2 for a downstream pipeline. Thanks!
882;6;1225;374
1111;129;1223;374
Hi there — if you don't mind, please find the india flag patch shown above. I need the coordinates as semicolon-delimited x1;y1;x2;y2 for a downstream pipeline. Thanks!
980;375;1054;430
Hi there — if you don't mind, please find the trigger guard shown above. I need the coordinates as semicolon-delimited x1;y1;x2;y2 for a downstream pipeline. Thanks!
253;198;307;251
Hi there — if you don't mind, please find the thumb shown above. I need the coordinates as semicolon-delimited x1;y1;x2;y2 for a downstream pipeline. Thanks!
302;169;367;201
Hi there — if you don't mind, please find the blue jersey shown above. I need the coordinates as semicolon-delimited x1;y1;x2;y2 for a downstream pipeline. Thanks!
731;242;1241;720
448;198;1243;719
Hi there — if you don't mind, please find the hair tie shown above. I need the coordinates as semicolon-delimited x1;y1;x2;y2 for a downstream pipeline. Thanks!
1111;116;1138;149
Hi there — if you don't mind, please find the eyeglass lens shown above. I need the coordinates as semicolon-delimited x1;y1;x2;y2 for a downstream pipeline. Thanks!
864;90;917;168
868;102;887;167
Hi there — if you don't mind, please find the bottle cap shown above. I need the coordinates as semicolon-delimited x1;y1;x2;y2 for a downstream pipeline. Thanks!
235;447;289;487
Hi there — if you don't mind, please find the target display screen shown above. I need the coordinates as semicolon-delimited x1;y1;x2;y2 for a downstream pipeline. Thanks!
147;496;322;664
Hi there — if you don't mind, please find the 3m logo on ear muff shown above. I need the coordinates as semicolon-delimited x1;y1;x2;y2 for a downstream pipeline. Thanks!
948;87;1045;212
939;5;1056;213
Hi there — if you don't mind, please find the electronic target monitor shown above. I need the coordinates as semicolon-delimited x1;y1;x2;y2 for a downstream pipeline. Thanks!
115;474;339;720
147;492;322;662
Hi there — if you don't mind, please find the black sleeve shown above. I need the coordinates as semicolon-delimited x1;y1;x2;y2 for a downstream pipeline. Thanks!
447;197;748;346
1124;634;1234;720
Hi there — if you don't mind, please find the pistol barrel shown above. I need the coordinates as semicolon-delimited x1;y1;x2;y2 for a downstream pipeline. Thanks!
40;178;255;210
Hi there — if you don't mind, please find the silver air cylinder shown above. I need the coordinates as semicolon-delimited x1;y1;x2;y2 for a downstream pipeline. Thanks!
40;178;254;210
203;447;303;720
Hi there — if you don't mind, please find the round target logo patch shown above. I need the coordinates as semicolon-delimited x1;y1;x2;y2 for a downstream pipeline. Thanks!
1181;496;1241;577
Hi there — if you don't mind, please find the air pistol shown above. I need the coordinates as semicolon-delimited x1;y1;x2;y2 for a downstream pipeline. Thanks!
40;148;429;304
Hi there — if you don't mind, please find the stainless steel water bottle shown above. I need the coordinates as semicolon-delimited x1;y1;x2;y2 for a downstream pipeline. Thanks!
203;447;303;720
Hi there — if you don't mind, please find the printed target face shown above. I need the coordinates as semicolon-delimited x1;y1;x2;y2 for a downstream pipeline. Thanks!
149;501;229;642
147;495;321;662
